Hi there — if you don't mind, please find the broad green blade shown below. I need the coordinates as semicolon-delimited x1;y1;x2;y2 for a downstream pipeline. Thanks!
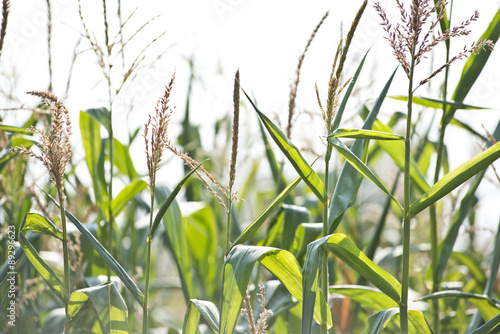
372;120;430;194
390;95;487;110
80;110;105;210
332;49;370;131
41;188;145;306
113;138;138;180
329;285;398;312
19;213;69;304
471;313;500;334
185;204;218;300
453;8;500;103
328;68;398;232
230;176;301;249
280;204;310;251
363;308;399;334
67;282;129;333
420;291;500;322
155;185;195;302
329;138;402;209
329;128;404;141
0;124;33;135
149;163;203;242
409;141;500;218
183;299;220;334
221;245;331;334
243;89;326;203
363;308;432;334
289;223;322;262
302;234;401;334
86;107;112;133
110;180;147;220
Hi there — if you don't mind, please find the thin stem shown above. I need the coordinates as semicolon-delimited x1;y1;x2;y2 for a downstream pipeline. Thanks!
143;188;155;334
226;188;233;251
58;190;71;333
321;157;330;334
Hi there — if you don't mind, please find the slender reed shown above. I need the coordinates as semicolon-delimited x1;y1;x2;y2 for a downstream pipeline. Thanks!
46;0;53;92
12;91;72;331
143;73;176;334
0;0;10;61
227;69;240;250
374;1;493;332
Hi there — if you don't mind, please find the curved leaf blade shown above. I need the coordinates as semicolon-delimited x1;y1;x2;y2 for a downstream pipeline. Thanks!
329;285;398;312
329;129;404;140
390;95;487;110
363;308;399;334
183;299;220;334
409;141;500;218
110;180;147;220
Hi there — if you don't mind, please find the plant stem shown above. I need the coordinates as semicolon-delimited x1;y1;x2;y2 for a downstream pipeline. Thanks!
58;190;71;333
401;53;416;334
321;156;331;334
143;190;155;334
226;187;233;251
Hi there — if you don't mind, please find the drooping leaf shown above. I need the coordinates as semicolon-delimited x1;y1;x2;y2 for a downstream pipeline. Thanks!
19;213;68;303
363;308;432;334
390;95;487;110
110;180;147;220
112;138;138;180
86;107;111;133
329;285;398;312
329;137;402;209
409;141;500;218
471;313;500;334
67;282;129;333
183;299;220;334
243;89;326;203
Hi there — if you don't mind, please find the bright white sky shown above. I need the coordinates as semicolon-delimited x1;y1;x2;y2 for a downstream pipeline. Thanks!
2;0;500;247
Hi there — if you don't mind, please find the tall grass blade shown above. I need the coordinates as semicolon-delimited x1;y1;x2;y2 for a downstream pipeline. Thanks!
329;285;398;312
112;138;138;180
409;141;500;217
110;180;147;220
243;89;326;203
328;68;398;232
390;95;487;110
470;313;500;334
363;308;432;334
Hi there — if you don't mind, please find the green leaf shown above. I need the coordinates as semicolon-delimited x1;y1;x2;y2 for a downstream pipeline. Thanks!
0;124;33;135
67;282;129;333
113;138;138;180
329;129;404;141
409;141;500;218
183;299;220;334
390;95;487;110
110;180;147;220
149;163;203;242
156;186;194;302
329;137;402;209
371;120;430;194
328;68;398;233
303;234;401;334
329;285;398;312
363;308;399;334
221;245;331;334
19;213;69;303
86;107;111;133
420;291;500;322
243;89;326;203
280;204;310;251
471;313;500;334
231;176;301;249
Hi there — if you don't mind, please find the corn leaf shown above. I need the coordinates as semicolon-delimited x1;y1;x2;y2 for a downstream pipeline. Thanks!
67;282;129;333
110;180;147;220
302;234;401;334
183;299;220;334
0;124;33;135
19;213;69;303
409;141;500;218
243;89;326;203
471;313;500;334
221;245;332;334
329;285;398;311
329;128;404;140
363;308;431;334
113;138;138;180
86;107;111;133
230;176;301;249
329;137;402;209
390;95;487;110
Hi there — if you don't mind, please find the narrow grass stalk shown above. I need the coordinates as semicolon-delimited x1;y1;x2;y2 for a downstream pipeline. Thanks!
58;190;71;333
321;158;330;334
142;191;155;334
